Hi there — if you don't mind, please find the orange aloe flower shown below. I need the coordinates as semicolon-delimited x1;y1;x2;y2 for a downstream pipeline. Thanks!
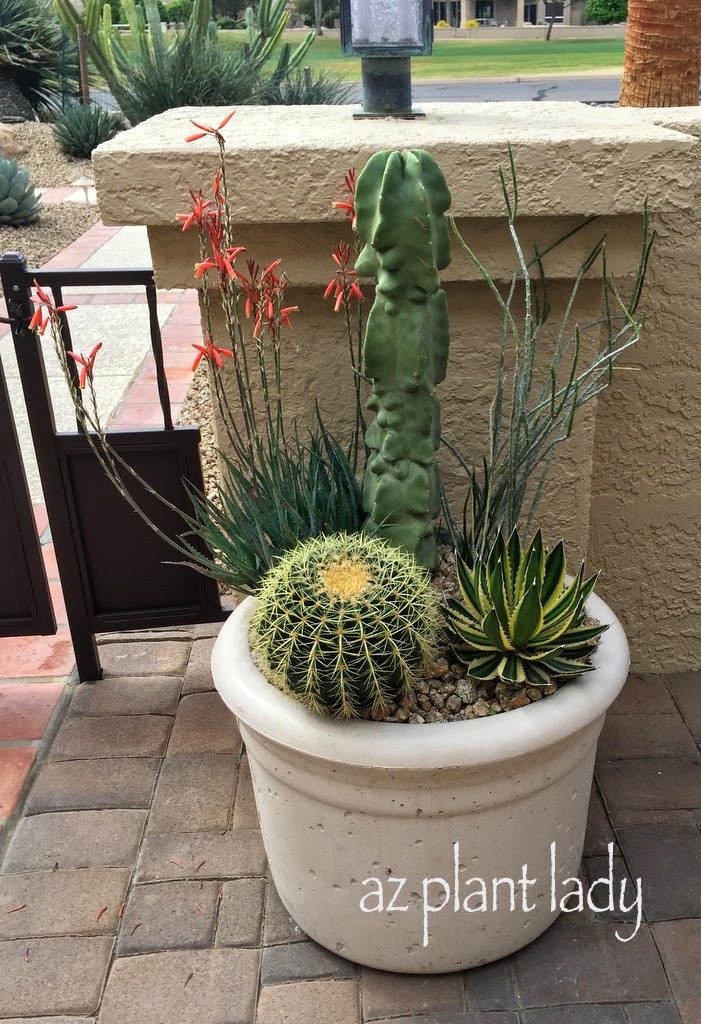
191;333;233;371
68;343;102;388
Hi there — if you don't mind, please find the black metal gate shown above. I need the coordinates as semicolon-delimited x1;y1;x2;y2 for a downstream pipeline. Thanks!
0;252;225;682
0;346;55;637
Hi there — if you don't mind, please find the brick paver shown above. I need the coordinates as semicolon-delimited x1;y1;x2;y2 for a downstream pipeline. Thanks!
98;948;260;1024
146;753;238;833
47;714;172;761
25;757;161;813
0;868;130;940
69;675;182;716
0;633;699;1022
167;691;242;754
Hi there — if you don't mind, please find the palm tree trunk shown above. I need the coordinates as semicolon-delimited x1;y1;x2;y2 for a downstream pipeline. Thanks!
620;0;701;107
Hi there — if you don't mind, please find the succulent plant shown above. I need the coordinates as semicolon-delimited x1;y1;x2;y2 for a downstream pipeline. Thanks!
0;159;41;225
251;533;441;719
444;530;607;687
354;148;452;572
52;104;124;159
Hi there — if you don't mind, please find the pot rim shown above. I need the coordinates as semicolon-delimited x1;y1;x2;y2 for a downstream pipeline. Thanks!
211;591;630;770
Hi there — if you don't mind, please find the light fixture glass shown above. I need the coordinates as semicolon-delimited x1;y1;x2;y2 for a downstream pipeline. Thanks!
340;0;432;57
349;0;424;48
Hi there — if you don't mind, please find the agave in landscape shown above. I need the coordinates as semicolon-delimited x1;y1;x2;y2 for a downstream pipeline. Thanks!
444;530;607;688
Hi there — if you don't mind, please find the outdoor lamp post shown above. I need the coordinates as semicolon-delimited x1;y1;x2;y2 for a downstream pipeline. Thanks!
339;0;433;118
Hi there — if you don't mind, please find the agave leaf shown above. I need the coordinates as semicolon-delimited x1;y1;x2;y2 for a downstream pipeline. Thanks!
578;570;600;608
529;602;583;646
543;563;585;625
456;558;483;621
487;560;511;627
464;652;504;680
538;653;595;677
482;608;513;652
444;598;484;635
476;563;493;618
542;540;566;609
501;654;527;686
556;622;608;648
511;583;544;649
504;528;521;604
523;661;552;686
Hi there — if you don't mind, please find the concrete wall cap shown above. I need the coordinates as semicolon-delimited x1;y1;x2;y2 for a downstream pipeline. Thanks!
93;102;700;226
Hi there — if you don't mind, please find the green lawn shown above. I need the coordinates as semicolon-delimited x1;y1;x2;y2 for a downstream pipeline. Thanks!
215;32;625;80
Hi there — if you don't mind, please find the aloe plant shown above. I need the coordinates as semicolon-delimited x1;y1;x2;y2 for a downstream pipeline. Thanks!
444;529;607;688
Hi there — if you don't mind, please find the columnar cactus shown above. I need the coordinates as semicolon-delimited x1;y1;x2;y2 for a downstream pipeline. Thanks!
250;533;441;719
355;149;452;570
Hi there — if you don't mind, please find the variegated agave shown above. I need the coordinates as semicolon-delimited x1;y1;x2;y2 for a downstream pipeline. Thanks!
444;530;607;688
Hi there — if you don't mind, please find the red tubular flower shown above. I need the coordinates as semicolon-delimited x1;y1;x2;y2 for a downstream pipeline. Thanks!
176;191;212;232
332;167;358;230
324;242;363;312
194;245;246;281
191;334;233;371
68;343;102;388
28;282;77;335
185;111;236;143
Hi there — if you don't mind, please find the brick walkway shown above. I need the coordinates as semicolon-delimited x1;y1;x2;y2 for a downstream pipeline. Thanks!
0;643;699;1023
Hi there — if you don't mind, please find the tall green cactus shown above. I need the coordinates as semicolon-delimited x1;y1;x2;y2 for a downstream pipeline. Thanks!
355;149;452;571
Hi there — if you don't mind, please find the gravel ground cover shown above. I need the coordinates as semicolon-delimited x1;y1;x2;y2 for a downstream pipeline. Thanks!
20;122;92;188
0;124;100;295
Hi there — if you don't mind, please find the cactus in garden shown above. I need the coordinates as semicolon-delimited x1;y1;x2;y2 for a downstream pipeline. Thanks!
251;533;441;719
354;149;452;571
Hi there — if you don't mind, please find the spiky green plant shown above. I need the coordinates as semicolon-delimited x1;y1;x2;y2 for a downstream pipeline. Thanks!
54;0;315;125
355;149;452;572
444;529;607;688
0;158;40;224
0;0;77;113
52;103;124;158
251;533;441;719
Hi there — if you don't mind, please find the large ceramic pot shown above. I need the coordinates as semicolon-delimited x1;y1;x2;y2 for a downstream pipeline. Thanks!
212;592;629;973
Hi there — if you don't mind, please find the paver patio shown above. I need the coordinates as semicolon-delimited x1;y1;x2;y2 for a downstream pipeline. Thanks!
0;638;699;1024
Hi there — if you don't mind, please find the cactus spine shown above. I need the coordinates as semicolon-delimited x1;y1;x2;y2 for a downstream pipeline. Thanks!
250;533;441;719
355;149;452;571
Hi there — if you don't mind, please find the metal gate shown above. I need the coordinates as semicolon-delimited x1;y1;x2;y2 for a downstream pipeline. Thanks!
0;345;55;637
0;252;225;682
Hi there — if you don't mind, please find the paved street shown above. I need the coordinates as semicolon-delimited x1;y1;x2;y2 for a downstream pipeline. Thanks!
413;74;621;103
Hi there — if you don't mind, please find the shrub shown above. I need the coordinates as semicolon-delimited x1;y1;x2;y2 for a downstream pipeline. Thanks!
261;67;353;105
444;530;607;688
463;19;479;27
0;157;41;224
162;0;193;22
55;0;317;124
435;18;451;27
215;14;240;27
0;0;78;113
52;104;124;158
585;0;627;23
251;533;441;718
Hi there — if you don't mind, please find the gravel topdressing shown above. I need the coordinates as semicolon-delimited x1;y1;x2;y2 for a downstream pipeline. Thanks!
0;203;99;296
19;123;93;189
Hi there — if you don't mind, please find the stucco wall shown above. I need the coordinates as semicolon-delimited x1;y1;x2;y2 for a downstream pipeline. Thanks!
94;103;701;673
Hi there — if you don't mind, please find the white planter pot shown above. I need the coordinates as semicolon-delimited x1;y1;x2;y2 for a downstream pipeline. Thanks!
212;593;629;973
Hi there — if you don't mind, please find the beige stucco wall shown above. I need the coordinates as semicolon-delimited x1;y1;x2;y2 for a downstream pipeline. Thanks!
94;103;701;673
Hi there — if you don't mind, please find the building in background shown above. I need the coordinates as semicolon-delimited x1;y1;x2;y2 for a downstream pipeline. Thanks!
433;0;588;27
